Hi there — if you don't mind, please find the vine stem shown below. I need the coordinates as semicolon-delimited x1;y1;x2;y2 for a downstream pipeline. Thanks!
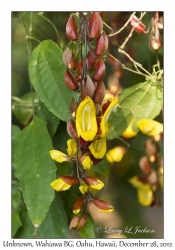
107;12;136;37
38;12;61;47
108;53;150;78
28;12;35;118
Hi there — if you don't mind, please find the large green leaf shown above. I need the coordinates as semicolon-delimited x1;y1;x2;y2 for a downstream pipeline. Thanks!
12;92;38;126
13;117;56;227
12;211;22;237
15;210;36;238
28;40;79;122
108;82;163;140
38;193;68;238
37;101;60;137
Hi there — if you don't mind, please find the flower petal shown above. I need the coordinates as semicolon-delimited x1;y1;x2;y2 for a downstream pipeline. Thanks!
67;139;77;156
122;118;137;138
89;137;106;159
81;155;93;170
76;96;98;141
50;178;71;192
106;147;126;163
50;150;71;163
137;119;163;136
79;181;88;194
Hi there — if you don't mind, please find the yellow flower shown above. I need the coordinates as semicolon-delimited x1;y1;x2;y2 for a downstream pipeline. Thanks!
76;96;98;141
137;119;163;136
50;150;71;163
81;155;93;170
97;98;119;138
106;147;126;163
122;118;137;138
67;139;77;157
79;181;88;194
89;137;106;159
129;176;154;206
86;177;104;190
50;176;78;192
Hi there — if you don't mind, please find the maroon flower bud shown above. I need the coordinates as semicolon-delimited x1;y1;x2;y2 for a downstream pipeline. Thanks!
93;58;106;82
139;156;152;175
93;198;114;212
64;69;78;90
95;33;108;56
69;216;80;229
79;136;92;149
86;50;99;69
73;198;84;215
67;119;78;139
61;176;79;185
69;98;78;117
130;15;145;33
88;12;103;39
62;48;77;69
76;59;83;81
66;16;79;41
77;216;87;230
82;75;95;98
93;81;106;103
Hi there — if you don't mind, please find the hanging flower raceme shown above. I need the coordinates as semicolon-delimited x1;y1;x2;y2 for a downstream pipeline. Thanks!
50;176;78;192
129;176;154;206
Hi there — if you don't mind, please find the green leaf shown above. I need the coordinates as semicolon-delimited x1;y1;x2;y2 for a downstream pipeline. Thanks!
91;157;110;177
12;92;38;126
28;40;79;122
78;216;95;238
12;211;22;237
38;193;68;238
12;125;21;153
12;189;22;210
13;117;56;227
37;101;60;137
108;82;162;140
15;210;36;238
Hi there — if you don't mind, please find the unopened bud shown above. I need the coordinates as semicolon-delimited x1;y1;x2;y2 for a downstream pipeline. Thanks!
93;81;106;103
93;58;106;82
69;216;80;229
62;48;77;69
88;12;103;39
64;69;78;90
130;15;145;33
77;216;87;230
139;156;152;175
61;176;79;185
93;198;114;213
67;119;78;139
66;16;79;41
86;50;99;69
73;198;84;215
95;33;108;56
